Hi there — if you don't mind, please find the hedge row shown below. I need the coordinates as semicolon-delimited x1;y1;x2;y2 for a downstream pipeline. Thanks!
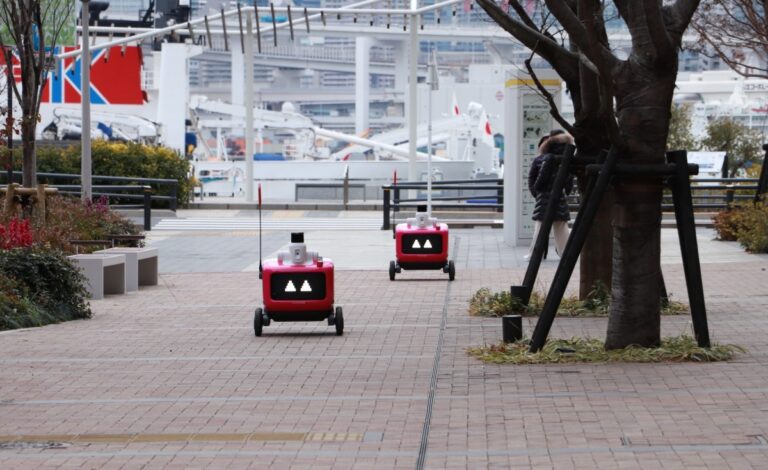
12;141;193;206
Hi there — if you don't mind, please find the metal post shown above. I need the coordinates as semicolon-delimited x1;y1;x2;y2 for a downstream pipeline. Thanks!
725;186;734;211
502;315;523;343
143;187;152;231
244;14;255;202
382;187;391;230
497;179;503;213
343;165;350;207
529;146;620;352
170;183;178;211
5;53;12;184
756;144;768;204
407;5;418;189
509;285;530;308
667;150;710;347
80;0;92;201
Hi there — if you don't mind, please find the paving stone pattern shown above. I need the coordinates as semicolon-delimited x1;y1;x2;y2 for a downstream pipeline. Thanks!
1;226;767;468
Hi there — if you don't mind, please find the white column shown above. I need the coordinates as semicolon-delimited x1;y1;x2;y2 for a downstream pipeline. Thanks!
157;43;188;155
231;45;245;107
408;10;419;184
393;41;409;92
245;14;255;202
80;0;92;201
354;37;371;136
503;83;521;245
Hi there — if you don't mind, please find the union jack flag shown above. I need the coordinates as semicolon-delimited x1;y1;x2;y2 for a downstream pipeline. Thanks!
1;46;144;105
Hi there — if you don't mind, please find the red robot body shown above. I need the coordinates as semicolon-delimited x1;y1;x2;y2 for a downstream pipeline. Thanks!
254;232;343;336
389;206;455;281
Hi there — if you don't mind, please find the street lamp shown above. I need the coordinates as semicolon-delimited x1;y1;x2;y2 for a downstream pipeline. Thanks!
427;49;438;216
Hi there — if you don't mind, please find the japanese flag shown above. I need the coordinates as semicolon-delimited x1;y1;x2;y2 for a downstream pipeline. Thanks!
452;92;461;116
478;110;494;146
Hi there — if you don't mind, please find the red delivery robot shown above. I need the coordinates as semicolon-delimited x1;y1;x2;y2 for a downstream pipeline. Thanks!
390;205;455;281
255;232;343;336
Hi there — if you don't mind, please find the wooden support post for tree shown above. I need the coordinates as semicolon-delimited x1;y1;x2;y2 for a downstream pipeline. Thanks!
1;183;57;223
34;183;46;224
3;183;17;218
514;144;575;306
529;146;620;353
667;150;711;348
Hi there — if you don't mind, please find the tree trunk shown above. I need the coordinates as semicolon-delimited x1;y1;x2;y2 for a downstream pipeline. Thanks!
579;177;614;298
21;116;36;187
606;180;662;349
19;30;39;189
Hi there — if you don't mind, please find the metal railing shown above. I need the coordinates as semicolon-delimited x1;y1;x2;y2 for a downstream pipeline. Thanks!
381;178;503;229
565;177;761;211
2;172;180;231
381;177;765;230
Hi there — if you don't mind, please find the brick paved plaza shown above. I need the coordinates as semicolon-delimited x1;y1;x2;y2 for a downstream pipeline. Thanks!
1;217;767;468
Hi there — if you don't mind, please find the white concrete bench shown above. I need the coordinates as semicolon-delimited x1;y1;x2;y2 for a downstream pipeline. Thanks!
67;254;127;300
95;247;159;292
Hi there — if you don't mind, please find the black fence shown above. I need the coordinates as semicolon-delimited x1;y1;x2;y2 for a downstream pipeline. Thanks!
382;177;765;230
381;178;503;229
1;171;179;231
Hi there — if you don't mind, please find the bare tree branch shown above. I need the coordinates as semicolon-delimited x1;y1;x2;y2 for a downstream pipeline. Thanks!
524;53;575;135
507;0;539;31
690;0;768;79
476;0;581;82
643;0;673;62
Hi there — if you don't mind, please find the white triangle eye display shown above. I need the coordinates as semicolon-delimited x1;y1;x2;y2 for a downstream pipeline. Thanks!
271;273;327;300
402;234;443;254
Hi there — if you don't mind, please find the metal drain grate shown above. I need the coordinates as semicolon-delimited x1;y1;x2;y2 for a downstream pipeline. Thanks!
0;441;69;450
622;434;767;447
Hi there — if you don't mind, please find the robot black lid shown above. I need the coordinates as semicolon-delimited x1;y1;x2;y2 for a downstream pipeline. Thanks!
291;232;304;243
416;205;428;213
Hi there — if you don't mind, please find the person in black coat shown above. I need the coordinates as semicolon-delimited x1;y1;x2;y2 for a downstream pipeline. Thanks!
526;130;574;258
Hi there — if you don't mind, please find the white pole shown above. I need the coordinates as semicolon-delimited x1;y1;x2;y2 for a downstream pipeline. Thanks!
354;37;371;136
427;67;432;216
245;14;255;202
427;50;437;217
80;0;92;201
408;3;418;187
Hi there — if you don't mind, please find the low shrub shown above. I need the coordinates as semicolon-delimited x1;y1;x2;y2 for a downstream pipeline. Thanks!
735;204;768;253
469;288;530;316
712;208;748;241
0;249;92;330
468;283;687;318
712;202;768;253
32;195;141;253
16;141;193;206
468;335;745;364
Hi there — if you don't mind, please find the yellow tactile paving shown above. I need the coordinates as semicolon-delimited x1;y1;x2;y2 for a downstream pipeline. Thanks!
269;211;306;219
0;432;363;444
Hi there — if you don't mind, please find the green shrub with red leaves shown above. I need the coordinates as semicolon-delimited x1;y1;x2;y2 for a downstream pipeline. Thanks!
33;194;141;253
0;218;34;249
0;194;138;330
